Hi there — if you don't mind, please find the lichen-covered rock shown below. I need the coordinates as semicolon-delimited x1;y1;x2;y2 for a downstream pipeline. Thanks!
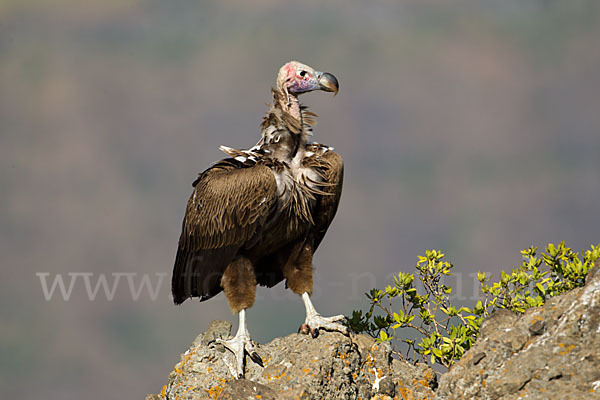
436;264;600;400
148;321;435;400
148;266;600;400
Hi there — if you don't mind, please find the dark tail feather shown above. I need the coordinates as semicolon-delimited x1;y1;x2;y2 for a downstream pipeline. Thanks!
172;249;191;305
171;245;239;305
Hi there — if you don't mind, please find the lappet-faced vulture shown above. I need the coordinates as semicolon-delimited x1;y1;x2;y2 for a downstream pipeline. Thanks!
172;61;345;378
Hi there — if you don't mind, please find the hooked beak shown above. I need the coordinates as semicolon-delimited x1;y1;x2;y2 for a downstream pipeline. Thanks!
317;72;339;96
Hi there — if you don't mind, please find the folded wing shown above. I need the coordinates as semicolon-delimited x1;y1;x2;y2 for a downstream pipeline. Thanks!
172;160;278;304
308;149;344;251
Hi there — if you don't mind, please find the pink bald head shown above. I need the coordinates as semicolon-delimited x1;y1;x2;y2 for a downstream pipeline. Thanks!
276;61;339;96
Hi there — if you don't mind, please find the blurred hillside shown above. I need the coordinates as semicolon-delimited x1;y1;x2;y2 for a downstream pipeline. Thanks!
1;1;599;399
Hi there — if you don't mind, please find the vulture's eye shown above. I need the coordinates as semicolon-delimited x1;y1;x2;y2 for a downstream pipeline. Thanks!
299;70;307;77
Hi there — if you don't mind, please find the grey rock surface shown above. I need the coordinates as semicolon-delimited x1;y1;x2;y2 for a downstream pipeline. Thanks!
436;263;600;399
148;325;435;400
148;264;600;400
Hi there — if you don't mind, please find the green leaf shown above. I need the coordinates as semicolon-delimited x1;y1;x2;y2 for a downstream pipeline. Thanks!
536;282;545;295
349;242;596;370
477;271;486;282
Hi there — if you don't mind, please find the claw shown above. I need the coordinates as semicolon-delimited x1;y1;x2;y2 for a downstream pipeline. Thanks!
304;313;348;336
298;323;310;335
249;350;263;367
301;292;349;337
216;335;262;378
217;309;262;378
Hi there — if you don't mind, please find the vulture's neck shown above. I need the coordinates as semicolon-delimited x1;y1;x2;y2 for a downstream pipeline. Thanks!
277;89;301;121
258;89;314;161
278;91;304;161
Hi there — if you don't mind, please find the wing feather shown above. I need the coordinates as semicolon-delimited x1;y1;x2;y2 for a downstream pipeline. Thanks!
310;150;344;250
172;160;277;304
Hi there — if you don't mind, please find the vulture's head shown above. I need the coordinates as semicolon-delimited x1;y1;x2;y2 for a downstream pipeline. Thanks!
277;61;339;97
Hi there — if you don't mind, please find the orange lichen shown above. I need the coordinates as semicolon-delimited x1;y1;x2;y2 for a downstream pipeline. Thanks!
422;369;434;383
262;356;273;366
207;385;223;399
172;352;193;376
364;354;376;369
558;343;576;355
530;315;543;323
414;377;431;389
206;377;229;399
396;380;416;400
265;369;287;381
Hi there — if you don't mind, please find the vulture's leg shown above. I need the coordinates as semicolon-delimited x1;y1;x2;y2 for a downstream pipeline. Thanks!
216;257;262;378
216;309;262;378
299;292;348;338
282;242;348;338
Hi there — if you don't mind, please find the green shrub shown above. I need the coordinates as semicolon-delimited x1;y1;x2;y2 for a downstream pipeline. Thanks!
345;242;599;370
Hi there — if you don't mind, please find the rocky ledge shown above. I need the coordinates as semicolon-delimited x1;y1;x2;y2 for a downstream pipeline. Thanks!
436;262;600;399
149;262;600;400
147;321;436;400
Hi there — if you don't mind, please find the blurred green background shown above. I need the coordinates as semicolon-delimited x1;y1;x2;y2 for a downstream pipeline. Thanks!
1;0;599;398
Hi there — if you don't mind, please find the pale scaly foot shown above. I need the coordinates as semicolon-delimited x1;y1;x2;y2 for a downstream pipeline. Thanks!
212;309;262;378
298;292;349;338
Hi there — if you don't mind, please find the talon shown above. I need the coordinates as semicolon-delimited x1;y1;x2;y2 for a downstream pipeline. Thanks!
218;309;264;378
303;314;348;337
303;312;349;337
208;338;226;347
301;293;349;338
249;351;263;366
299;324;310;335
208;338;224;350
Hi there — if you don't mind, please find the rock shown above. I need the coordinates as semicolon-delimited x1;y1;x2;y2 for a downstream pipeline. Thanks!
150;324;436;400
217;380;278;400
198;320;232;346
436;261;600;399
148;264;600;400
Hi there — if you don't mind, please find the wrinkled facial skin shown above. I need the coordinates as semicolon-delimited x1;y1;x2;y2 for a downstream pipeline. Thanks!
279;62;319;95
287;68;320;94
278;61;338;96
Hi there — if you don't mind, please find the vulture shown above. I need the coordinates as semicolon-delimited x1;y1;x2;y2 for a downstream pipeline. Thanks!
172;61;345;378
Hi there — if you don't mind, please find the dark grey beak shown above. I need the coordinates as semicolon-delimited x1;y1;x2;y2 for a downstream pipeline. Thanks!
318;72;339;96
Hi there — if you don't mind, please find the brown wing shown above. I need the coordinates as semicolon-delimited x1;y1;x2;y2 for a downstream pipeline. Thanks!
172;159;278;304
310;150;344;250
